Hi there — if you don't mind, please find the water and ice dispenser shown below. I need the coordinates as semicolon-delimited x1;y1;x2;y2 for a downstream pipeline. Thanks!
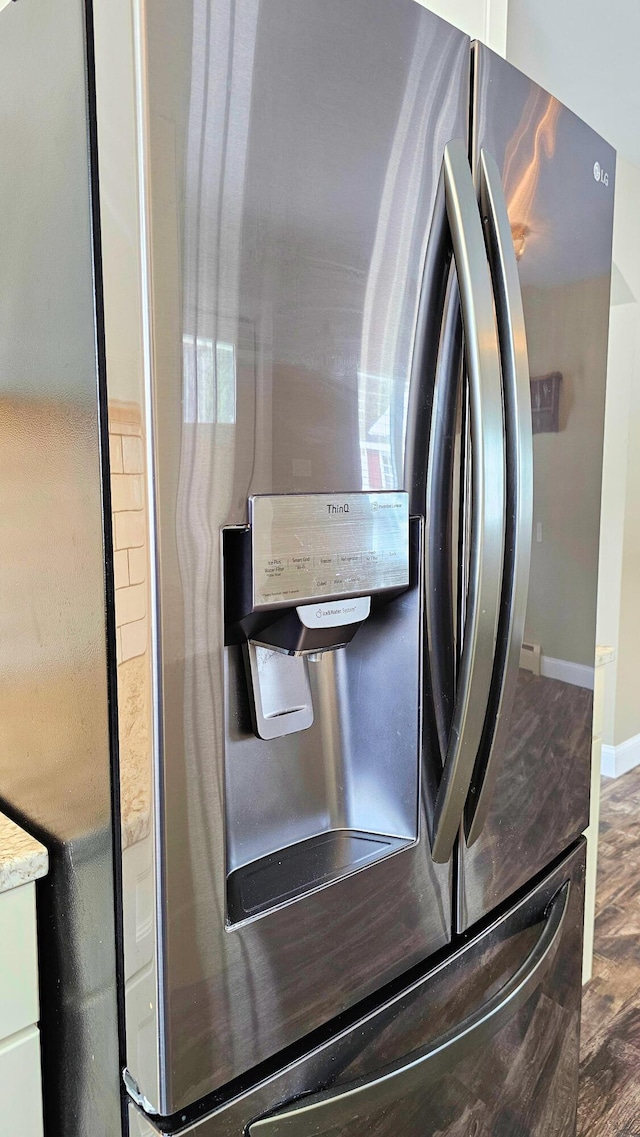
223;492;420;923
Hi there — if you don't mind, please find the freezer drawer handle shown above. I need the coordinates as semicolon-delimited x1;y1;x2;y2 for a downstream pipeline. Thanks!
429;139;505;864
248;882;570;1135
464;149;534;845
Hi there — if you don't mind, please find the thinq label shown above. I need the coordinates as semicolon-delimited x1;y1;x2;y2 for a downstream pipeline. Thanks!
250;492;409;609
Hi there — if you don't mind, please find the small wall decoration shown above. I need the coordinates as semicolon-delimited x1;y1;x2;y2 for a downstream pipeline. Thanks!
530;371;562;433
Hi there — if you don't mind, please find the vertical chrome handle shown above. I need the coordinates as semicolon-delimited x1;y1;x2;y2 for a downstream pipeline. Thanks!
430;140;505;864
464;149;533;846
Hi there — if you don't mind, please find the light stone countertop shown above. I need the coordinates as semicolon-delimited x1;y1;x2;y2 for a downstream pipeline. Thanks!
121;748;152;851
0;812;48;894
118;653;152;851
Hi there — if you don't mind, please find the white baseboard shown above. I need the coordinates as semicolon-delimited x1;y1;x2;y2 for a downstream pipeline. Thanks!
540;655;594;690
601;732;640;778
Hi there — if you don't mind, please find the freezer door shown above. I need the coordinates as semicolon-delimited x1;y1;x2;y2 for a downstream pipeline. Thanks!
458;45;615;930
129;841;585;1136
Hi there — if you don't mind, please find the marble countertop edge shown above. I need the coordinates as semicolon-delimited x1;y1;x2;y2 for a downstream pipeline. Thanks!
0;812;49;894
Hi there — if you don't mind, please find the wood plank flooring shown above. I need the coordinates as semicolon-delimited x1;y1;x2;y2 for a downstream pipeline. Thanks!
578;765;640;1135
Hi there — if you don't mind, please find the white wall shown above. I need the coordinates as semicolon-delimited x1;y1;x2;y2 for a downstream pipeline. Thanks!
507;0;640;168
608;160;640;746
615;327;640;745
598;303;634;741
419;0;508;53
597;159;640;747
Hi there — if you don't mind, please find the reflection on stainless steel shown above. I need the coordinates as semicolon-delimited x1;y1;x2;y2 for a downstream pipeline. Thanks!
183;337;237;425
128;842;586;1136
95;0;162;1108
357;13;458;491
530;370;563;432
502;89;560;261
110;400;158;1115
129;0;466;1114
248;884;571;1135
511;221;530;261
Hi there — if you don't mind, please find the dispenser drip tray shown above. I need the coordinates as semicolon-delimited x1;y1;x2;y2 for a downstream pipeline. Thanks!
227;829;412;923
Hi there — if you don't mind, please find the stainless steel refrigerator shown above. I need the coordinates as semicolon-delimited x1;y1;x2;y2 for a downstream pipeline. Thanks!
109;0;615;1133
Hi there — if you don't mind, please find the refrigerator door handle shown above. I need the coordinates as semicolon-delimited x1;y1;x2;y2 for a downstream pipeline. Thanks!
248;882;570;1135
429;139;505;864
464;149;534;846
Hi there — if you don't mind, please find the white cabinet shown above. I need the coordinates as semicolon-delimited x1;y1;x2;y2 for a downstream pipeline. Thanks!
0;1026;45;1137
0;815;48;1136
0;882;39;1039
0;882;45;1136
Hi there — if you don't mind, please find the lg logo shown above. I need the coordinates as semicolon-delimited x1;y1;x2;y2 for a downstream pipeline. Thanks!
593;161;610;187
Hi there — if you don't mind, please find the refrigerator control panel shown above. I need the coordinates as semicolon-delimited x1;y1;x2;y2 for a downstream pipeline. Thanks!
250;492;409;609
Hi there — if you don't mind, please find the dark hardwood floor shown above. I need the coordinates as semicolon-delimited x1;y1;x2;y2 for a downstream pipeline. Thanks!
579;766;640;1135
